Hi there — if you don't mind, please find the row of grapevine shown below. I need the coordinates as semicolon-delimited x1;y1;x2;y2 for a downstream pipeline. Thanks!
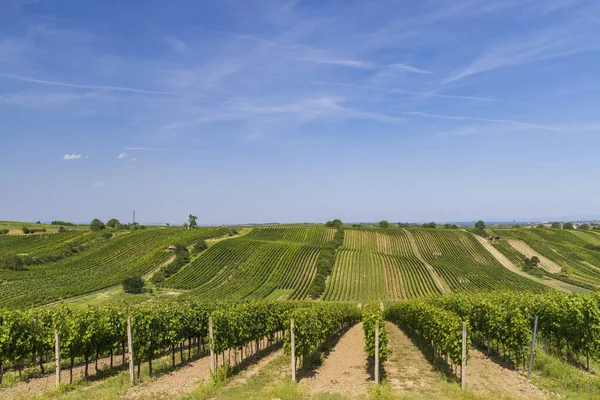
0;301;362;385
362;303;389;361
0;227;228;308
385;299;467;366
244;226;335;245
164;238;322;300
283;303;361;368
0;231;92;257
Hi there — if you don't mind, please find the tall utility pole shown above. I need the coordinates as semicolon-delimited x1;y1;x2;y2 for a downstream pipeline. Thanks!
133;209;136;224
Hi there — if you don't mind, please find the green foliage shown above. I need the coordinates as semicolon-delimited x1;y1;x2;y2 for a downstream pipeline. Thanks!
0;229;8;235
283;302;361;365
21;227;30;234
188;214;198;229
106;218;120;228
362;303;389;361
551;222;562;229
192;240;208;254
51;221;75;226
307;229;344;299
386;299;466;365
443;223;459;229
378;220;390;229
325;219;344;230
90;219;106;232
474;220;486;230
580;224;591;231
122;277;145;294
563;222;574;230
101;232;113;240
0;252;26;271
422;222;437;229
537;224;547;229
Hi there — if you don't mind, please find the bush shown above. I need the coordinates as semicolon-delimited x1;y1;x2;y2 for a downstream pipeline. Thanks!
51;221;75;226
0;253;27;271
106;218;120;228
378;220;390;228
90;218;106;232
101;232;113;240
192;240;208;254
563;222;574;230
0;229;9;235
122;277;145;294
474;220;486;230
57;226;66;233
21;227;30;234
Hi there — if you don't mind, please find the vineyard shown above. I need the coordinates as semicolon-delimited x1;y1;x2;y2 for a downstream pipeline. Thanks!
490;228;600;290
323;228;548;301
0;227;228;308
162;227;331;300
0;230;94;257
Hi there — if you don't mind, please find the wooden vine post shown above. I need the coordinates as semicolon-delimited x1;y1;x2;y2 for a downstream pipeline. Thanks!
290;318;296;382
209;316;215;373
54;327;61;388
461;321;467;389
127;315;135;384
528;315;539;380
374;320;380;385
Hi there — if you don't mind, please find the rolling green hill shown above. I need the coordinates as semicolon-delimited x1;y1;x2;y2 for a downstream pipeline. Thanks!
0;227;227;308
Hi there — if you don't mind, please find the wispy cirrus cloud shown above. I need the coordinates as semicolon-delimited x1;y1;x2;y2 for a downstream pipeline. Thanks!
117;153;128;159
63;154;82;160
403;111;561;132
91;182;105;188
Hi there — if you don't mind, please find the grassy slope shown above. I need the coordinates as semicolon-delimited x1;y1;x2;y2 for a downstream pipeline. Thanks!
0;227;227;308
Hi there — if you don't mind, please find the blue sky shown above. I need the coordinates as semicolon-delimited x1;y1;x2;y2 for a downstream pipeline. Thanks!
1;0;599;225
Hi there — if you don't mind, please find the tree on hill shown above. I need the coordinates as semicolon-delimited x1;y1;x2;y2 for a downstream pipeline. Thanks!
563;222;574;230
193;240;208;254
106;218;120;228
536;224;547;229
90;219;106;232
122;277;145;294
474;220;486;230
36;221;41;224
326;219;343;230
188;214;198;229
183;222;189;229
423;222;437;229
551;222;561;229
579;224;590;231
513;224;521;228
524;256;541;268
379;220;390;228
21;227;30;234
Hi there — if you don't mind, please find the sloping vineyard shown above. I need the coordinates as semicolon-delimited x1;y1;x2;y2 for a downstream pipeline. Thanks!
322;229;442;301
0;227;227;308
411;229;548;293
163;229;324;300
0;231;93;257
244;226;335;245
490;228;600;290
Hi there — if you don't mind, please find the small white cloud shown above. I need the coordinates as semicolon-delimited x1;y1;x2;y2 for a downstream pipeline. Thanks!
118;153;128;159
92;182;105;188
63;154;82;160
163;37;186;52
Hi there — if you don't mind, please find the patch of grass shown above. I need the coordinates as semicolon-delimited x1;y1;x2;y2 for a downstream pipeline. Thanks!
532;348;600;399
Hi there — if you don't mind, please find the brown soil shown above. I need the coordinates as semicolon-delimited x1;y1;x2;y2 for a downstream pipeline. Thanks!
119;355;211;399
301;323;369;399
0;354;125;400
467;348;550;399
383;323;441;394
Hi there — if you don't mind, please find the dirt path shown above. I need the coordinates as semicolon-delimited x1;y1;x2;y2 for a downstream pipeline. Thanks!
119;355;211;399
301;323;369;399
506;239;562;273
383;322;440;394
402;229;452;294
467;348;549;399
473;235;571;293
0;354;125;399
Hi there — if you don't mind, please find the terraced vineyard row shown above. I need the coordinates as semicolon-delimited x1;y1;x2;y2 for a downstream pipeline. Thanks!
0;230;94;257
489;228;600;289
163;237;321;300
0;227;227;308
412;229;548;293
244;226;335;245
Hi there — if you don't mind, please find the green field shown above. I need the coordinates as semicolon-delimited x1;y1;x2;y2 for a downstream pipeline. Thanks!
0;227;227;308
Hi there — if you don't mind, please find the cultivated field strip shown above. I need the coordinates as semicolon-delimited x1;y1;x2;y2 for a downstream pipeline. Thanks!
0;231;94;257
411;229;548;293
244;226;335;245
164;233;324;300
490;228;600;288
0;228;228;308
